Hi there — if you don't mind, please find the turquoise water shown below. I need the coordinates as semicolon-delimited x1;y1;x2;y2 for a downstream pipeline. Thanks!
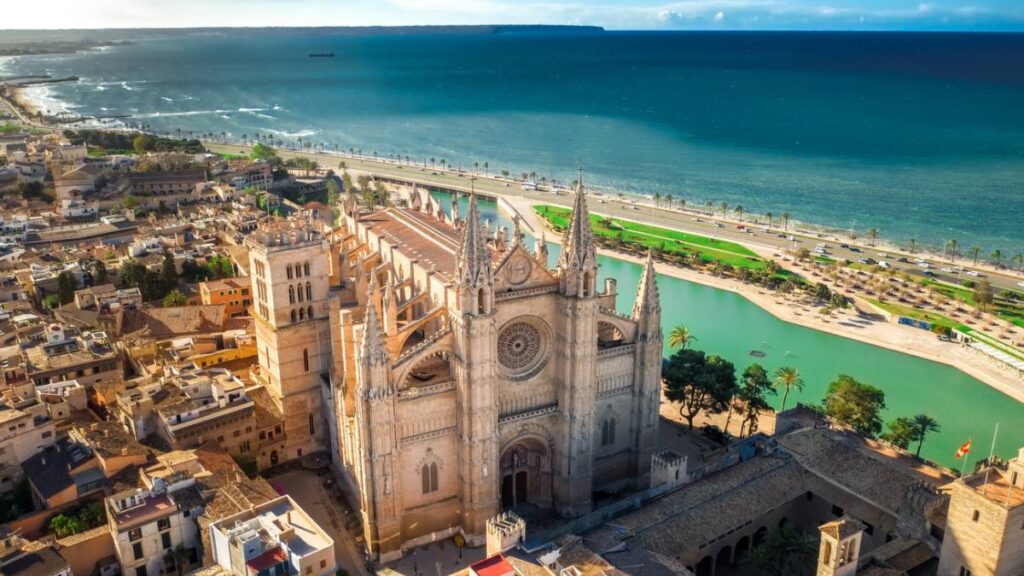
3;30;1024;252
435;190;1024;468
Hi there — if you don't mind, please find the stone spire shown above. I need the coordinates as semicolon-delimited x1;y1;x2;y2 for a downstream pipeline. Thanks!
536;231;549;264
511;215;523;247
382;279;399;337
450;193;461;226
361;279;388;367
456;192;493;289
558;178;596;272
633;250;661;320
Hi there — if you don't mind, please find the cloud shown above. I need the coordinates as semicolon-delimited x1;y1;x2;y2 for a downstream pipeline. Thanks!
714;10;726;20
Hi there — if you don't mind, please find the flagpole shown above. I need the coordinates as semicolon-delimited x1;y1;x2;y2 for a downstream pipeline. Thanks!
982;423;999;496
959;436;972;479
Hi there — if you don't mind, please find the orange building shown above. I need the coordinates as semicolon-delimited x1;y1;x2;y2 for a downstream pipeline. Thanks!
198;277;251;317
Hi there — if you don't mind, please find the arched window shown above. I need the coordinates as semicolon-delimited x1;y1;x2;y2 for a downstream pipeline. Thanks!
286;265;293;280
422;463;439;494
823;541;832;565
306;282;312;301
307;305;314;319
303;349;310;372
298;307;305;320
477;288;486;314
288;285;295;304
304;262;310;276
290;310;296;323
601;417;616;446
297;285;304;302
583;272;592;297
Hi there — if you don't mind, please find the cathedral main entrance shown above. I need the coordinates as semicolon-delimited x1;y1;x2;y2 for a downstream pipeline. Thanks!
499;438;552;510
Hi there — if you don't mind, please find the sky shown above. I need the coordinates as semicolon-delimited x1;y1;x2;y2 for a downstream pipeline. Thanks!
2;0;1023;31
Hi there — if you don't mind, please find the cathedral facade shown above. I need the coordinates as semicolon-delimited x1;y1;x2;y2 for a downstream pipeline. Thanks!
297;184;661;561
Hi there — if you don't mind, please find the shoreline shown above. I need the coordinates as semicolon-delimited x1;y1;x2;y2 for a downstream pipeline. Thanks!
503;195;1024;404
2;74;1021;259
1;112;1022;399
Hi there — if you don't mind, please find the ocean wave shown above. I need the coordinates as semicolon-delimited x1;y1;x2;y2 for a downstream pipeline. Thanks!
266;128;318;139
238;107;267;113
160;96;174;102
254;113;275;120
121;82;134;91
135;108;234;118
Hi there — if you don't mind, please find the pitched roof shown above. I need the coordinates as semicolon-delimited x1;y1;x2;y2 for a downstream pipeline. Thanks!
118;305;226;338
0;547;70;576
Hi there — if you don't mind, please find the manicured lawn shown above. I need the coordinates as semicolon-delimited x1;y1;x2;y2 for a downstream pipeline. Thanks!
925;280;1024;328
866;298;965;331
0;123;22;134
534;204;768;270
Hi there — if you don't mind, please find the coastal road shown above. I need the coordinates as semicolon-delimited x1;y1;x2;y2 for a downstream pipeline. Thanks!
215;143;1024;294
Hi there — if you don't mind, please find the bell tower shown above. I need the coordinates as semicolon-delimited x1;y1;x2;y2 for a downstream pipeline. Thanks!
452;191;500;541
817;519;864;576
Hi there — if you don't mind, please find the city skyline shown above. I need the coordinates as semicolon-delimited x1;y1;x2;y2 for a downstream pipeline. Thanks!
2;0;1024;31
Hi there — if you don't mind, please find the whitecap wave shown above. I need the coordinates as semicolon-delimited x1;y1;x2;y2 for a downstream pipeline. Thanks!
238;107;267;113
121;82;134;91
266;128;318;138
160;96;174;102
254;113;275;120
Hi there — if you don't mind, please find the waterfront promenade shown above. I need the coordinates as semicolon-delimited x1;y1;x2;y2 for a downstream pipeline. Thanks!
203;143;1024;403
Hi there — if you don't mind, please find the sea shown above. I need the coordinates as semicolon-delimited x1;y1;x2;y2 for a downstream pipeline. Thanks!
3;29;1024;252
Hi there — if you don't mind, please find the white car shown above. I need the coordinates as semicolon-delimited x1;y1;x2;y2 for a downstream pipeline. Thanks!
966;270;980;277
877;252;888;258
879;261;890;269
920;263;930;269
1017;282;1024;288
941;267;953;273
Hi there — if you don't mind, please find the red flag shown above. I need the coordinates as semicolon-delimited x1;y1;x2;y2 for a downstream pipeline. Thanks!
955;440;971;459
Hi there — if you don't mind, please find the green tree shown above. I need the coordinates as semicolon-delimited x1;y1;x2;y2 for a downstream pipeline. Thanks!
663;348;738;429
57;271;77;304
946;239;959;261
326;179;340;206
909;414;941;457
50;514;84;538
814;282;832;302
122;194;139;211
42;294;61;310
160;249;179;293
772;366;804;412
974;280;994;311
163;289;187;307
867;228;879;246
733;363;774;437
991;249;1004;268
782;212;791;231
667;325;696;350
249;142;278;163
750;526;817;576
823;374;886;437
132;133;154;154
94;259;108;285
970;246;981;264
881;416;917;449
163;545;191;576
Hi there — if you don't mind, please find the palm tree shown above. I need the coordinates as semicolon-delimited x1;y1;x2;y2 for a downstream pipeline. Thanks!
483;161;489;175
946;239;959;261
665;194;674;209
735;205;744;221
782;212;791;232
910;414;941;457
991;249;1004;268
772;366;804;412
653;192;661;207
970;246;981;264
667;325;696;350
720;201;729;218
868;228;879;247
765;212;773;228
1013;250;1024;272
908;238;917;254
